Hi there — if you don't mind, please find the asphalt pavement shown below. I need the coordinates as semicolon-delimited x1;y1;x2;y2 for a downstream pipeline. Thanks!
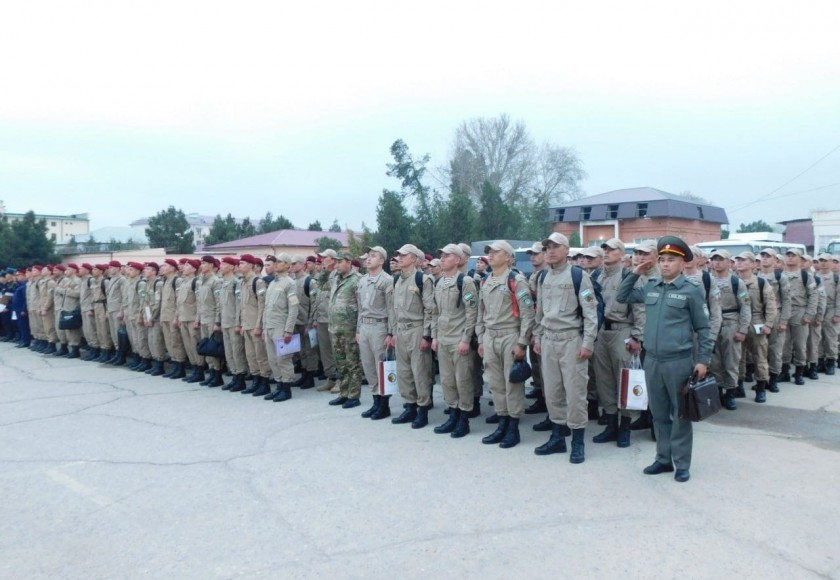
2;344;839;579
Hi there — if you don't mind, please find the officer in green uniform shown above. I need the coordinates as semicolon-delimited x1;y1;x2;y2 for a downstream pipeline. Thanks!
617;236;713;483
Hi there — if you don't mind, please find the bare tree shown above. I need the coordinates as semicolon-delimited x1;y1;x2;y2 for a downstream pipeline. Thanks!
534;142;586;204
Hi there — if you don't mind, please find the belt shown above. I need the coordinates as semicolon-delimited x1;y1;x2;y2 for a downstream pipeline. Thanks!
603;320;631;330
485;327;518;338
721;308;740;314
396;320;422;330
361;317;387;324
541;328;581;341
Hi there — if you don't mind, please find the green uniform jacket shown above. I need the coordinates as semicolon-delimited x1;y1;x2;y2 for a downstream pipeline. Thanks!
329;270;361;334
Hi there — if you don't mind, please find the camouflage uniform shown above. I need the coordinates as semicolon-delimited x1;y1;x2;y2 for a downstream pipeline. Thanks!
329;269;362;399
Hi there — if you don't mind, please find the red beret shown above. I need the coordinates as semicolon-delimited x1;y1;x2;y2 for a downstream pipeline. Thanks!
95;264;109;271
109;260;122;268
213;259;220;268
240;254;258;265
201;255;215;264
479;256;490;265
351;259;361;268
265;255;277;263
42;265;53;271
31;265;42;271
145;262;160;271
222;256;240;266
164;258;178;268
424;253;433;261
255;258;264;268
54;265;66;272
185;259;201;270
305;255;317;263
178;258;189;264
81;263;94;271
66;263;79;270
128;261;144;270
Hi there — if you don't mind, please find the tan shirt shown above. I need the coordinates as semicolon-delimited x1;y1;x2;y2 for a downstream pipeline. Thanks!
106;275;126;314
218;274;240;329
160;275;180;323
741;274;778;328
432;273;478;345
294;274;316;327
356;270;394;333
477;267;536;347
263;274;299;333
175;275;198;323
239;272;266;331
79;274;94;311
595;265;645;341
393;267;435;336
533;263;596;351
196;273;221;325
144;277;164;323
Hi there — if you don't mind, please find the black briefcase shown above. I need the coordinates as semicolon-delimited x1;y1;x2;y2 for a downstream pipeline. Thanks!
679;373;721;422
58;309;82;330
197;331;225;358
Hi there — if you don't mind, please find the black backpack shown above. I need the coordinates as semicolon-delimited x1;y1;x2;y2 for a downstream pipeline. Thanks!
434;273;466;308
538;265;605;330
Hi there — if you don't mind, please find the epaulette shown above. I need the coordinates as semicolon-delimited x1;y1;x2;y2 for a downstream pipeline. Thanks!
684;277;700;286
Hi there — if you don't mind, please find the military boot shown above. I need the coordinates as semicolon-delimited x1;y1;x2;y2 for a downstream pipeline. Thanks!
733;379;746;398
67;346;81;359
485;413;500;424
534;424;567;455
524;393;547;415
200;369;215;386
186;366;205;384
241;376;260;394
794;366;805;385
391;403;417;424
467;397;481;418
451;411;470;438
616;415;632;448
135;358;151;372
499;418;521;448
779;363;791;382
744;363;755;383
362;395;381;418
229;374;247;392
54;343;69;357
570;428;586;464
826;359;836;375
222;373;239;390
807;363;819;380
168;362;186;380
768;372;780;393
252;376;271;397
298;371;315;390
721;388;737;410
275;382;293;402
371;395;391;420
755;381;767;403
316;376;336;392
127;354;141;370
411;406;429;429
207;371;224;387
629;410;653;430
533;415;553;432
149;361;166;376
482;416;510;444
592;414;618;443
43;342;57;355
82;347;99;361
112;351;127;366
434;408;459;434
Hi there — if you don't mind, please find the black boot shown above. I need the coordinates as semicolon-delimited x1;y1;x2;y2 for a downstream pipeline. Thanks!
273;382;292;402
112;351;127;366
826;359;836;375
168;362;186;380
598;409;608;425
524;394;547;415
629;410;653;430
242;376;261;394
755;381;767;403
182;365;198;382
222;373;239;390
499;418;520;448
200;369;215;386
54;343;69;357
362;395;381;418
587;398;600;421
252;376;272;397
371;396;391;420
135;358;151;372
149;361;165;376
67;346;81;359
535;424;567;455
127;354;142;370
229;374;247;392
434;408;459;434
208;370;224;387
733;379;746;398
391;403;417;424
485;413;500;424
817;358;826;373
82;347;99;361
411;406;429;429
722;389;737;410
451;411;470;438
807;363;819;380
482;416;510;444
570;428;586;464
467;397;481;418
533;415;553;432
768;373;780;393
187;365;206;383
592;413;618;443
298;371;315;389
616;415;631;448
779;363;791;382
794;366;805;385
43;342;57;355
744;363;755;383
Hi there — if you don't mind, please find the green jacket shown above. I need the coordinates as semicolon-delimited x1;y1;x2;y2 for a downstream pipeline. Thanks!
329;270;360;334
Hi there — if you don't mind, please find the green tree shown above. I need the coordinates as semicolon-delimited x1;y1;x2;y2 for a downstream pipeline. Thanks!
146;206;195;253
108;238;144;251
328;219;342;233
259;212;294;233
440;186;477;246
0;212;58;265
238;217;257;238
374;189;413;255
347;223;375;258
477;180;517;240
315;236;342;252
205;213;240;246
569;231;581;247
386;139;439;252
721;227;730;240
307;220;323;231
737;220;774;233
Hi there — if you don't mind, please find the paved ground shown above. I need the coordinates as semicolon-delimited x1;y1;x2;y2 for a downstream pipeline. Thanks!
2;344;840;579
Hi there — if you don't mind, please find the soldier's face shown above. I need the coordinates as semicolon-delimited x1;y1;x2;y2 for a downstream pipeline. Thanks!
785;253;800;268
817;259;829;271
144;267;156;278
734;258;750;274
398;253;417;270
658;254;685;280
544;242;569;265
529;252;545;267
760;254;774;269
439;252;460;272
488;249;509;270
365;253;384;271
275;261;290;275
264;262;276;275
336;259;352;275
710;256;729;273
603;247;623;266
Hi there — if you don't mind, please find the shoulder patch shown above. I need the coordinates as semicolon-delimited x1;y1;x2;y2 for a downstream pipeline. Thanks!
581;289;595;303
685;277;700;286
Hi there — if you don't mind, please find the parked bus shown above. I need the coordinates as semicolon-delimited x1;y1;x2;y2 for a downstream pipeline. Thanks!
695;239;806;257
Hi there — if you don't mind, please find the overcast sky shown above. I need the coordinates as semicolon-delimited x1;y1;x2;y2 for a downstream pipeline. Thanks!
1;0;838;234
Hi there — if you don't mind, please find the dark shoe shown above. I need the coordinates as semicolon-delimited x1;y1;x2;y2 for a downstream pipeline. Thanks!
135;358;151;372
222;374;239;390
200;369;215;386
371;396;391;420
273;383;292;402
616;416;631;448
629;410;653;430
329;396;349;406
434;409;460;434
535;424;567;455
43;343;57;355
744;363;755;383
587;398;600;421
229;374;246;392
66;346;81;359
779;363;791;382
252;378;272;397
674;469;690;483
598;409;608;425
592;414;618;443
54;344;69;357
524;396;547;415
826;360;836;375
722;390;737;411
82;347;99;361
807;363;819;380
149;361;166;376
127;354;141;369
482;416;510;444
298;371;315;390
208;371;224;387
525;388;539;399
186;367;206;384
755;381;767;403
391;403;417;424
342;398;361;409
817;358;826;373
411;406;429;429
451;412;470;438
112;352;127;366
570;428;585;464
499;418;521;448
169;362;186;380
361;378;369;386
362;395;381;418
794;366;805;386
733;380;746;398
485;413;500;424
643;461;674;475
241;377;260;394
467;397;481;418
533;415;553;432
768;373;780;393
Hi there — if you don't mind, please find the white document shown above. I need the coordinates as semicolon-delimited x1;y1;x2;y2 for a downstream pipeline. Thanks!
308;327;318;347
753;324;764;334
275;333;302;357
0;304;6;313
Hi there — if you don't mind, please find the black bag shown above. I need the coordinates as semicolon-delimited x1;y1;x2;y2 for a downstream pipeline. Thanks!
58;308;82;330
679;373;721;422
197;331;225;358
117;325;130;354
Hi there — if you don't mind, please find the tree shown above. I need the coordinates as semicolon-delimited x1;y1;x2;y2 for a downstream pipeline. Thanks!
569;231;581;247
0;212;58;266
108;237;144;251
328;219;342;233
347;223;375;259
737;220;774;233
477;180;514;240
238;217;257;238
374;189;413;255
439;186;477;246
146;207;195;253
315;236;342;252
385;139;441;252
307;220;323;231
259;212;294;233
205;213;240;246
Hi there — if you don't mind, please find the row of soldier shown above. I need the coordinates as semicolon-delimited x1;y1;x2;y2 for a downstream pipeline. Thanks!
9;236;839;472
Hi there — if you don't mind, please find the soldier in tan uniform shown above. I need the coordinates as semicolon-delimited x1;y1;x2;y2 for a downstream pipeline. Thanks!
781;248;818;385
477;240;535;449
77;264;99;361
55;264;83;358
458;242;485;416
91;265;114;362
142;262;167;376
160;259;187;379
50;265;71;356
26;266;45;352
804;256;826;380
816;253;840;375
175;259;203;383
355;245;395;420
591;238;646;448
37;265;58;354
757;248;791;390
259;254;299;401
104;260;127;366
532;233;597;462
123;262;151;371
389;244;436;428
431;243;478;438
196;256;223;387
238;254;271;394
290;255;319;390
218;257;247;391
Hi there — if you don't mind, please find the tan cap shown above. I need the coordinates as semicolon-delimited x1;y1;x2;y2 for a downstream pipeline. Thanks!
689;245;704;259
542;232;569;247
816;252;833;261
318;249;338;259
364;246;387;260
785;247;804;257
832;255;840;262
634;242;656;254
709;249;731;259
396;243;425;260
290;255;305;264
429;258;441;267
600;238;625;252
802;254;813;261
759;247;778;257
274;253;292;264
582;246;604;258
484;240;515;255
439;243;465;258
734;251;755;261
526;242;544;254
457;243;472;258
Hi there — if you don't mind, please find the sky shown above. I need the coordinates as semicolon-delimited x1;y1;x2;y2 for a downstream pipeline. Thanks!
1;0;838;234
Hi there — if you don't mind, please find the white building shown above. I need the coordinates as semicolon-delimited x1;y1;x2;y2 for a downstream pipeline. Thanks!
130;213;227;246
0;200;90;243
811;210;840;252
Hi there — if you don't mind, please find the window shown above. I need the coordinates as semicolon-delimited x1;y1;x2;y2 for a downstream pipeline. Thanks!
697;206;704;219
607;204;619;219
554;208;565;222
50;233;56;241
636;203;648;218
581;207;592;220
51;221;57;226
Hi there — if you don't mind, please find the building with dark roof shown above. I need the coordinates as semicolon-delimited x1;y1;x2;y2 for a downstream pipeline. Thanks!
204;229;348;256
550;187;728;246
